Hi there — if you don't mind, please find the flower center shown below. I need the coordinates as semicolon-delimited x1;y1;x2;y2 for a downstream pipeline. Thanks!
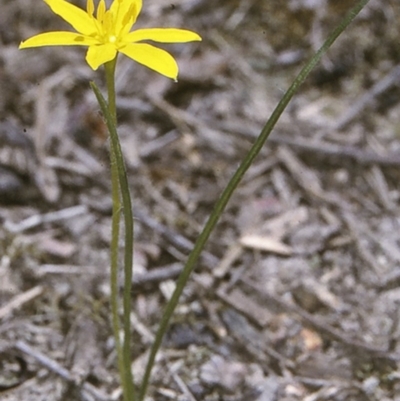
109;35;117;43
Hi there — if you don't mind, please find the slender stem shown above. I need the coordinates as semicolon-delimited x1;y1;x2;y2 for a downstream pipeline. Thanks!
104;59;125;397
103;58;136;401
138;0;371;399
105;59;117;124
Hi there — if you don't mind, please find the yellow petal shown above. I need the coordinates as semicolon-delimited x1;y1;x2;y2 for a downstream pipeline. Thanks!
134;0;143;17
87;0;94;16
125;28;202;43
19;31;98;48
119;43;178;80
86;44;117;70
97;0;106;23
44;0;97;36
111;0;142;36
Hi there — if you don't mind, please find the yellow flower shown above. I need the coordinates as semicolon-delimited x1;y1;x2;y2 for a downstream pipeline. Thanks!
19;0;201;79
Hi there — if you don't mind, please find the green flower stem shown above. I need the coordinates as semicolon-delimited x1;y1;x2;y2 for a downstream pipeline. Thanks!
95;59;136;401
103;59;125;398
138;0;370;400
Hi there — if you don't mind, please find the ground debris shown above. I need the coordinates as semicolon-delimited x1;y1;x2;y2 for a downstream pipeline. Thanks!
2;0;400;400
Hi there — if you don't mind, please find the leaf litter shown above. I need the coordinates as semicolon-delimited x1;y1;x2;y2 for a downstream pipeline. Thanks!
1;0;400;400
